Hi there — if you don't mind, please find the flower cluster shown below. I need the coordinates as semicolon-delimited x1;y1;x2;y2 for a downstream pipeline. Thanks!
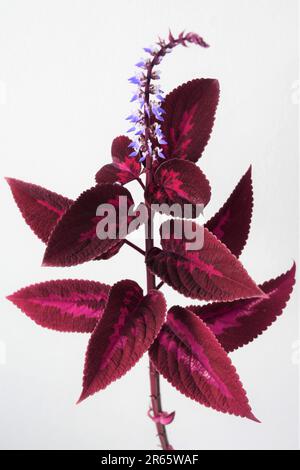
126;49;167;162
126;31;209;162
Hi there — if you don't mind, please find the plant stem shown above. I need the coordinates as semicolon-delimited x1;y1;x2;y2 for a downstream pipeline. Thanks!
136;32;208;450
124;239;145;256
142;40;175;451
145;204;171;450
136;177;146;190
144;135;171;452
156;281;164;290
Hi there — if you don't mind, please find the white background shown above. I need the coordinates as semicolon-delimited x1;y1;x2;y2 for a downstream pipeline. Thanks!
0;0;299;450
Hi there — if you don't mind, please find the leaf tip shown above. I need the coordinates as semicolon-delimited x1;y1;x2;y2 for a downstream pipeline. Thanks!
291;261;297;274
76;396;83;405
247;412;261;424
76;388;89;404
42;252;55;267
248;283;268;300
6;293;14;303
5;177;16;191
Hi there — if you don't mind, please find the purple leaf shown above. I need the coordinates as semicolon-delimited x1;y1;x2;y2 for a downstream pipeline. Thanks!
43;184;139;267
78;280;166;402
95;136;141;185
94;240;125;261
7;279;110;333
145;159;211;216
146;220;265;302
206;167;253;257
162;79;220;162
6;178;73;243
149;306;258;421
188;264;296;352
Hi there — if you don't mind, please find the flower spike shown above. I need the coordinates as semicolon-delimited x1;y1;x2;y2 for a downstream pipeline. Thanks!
126;31;211;162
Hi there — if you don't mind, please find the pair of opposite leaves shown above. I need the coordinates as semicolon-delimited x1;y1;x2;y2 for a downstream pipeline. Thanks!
7;78;296;421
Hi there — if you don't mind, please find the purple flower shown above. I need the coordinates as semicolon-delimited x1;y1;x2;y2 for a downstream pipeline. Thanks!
144;104;150;118
135;61;146;68
138;98;145;109
126;114;139;123
128;76;141;85
157;149;165;159
152;107;164;121
128;141;139;150
154;105;165;115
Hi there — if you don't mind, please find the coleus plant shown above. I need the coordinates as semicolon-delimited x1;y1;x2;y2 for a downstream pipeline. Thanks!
6;31;296;450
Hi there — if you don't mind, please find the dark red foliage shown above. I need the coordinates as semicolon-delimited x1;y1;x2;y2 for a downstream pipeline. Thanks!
206;167;253;257
149;306;258;421
94;240;125;260
6;178;73;243
188;264;296;352
145;159;211;216
146;220;264;302
78;280;166;402
162;79;220;162
95;136;141;185
43;184;140;267
7;279;110;333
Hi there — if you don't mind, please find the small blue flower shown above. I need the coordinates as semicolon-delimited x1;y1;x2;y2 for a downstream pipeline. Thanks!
128;141;139;149
129;151;138;157
135;61;146;68
144;104;150;118
157;149;165;159
138;99;145;109
156;106;166;114
127;126;136;133
139;155;146;162
152;108;164;121
126;114;139;123
130;94;139;102
128;76;141;85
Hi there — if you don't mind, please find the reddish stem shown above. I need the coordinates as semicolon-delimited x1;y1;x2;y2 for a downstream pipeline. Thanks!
144;45;172;451
124;239;145;256
136;177;145;190
145;187;171;450
135;32;207;449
